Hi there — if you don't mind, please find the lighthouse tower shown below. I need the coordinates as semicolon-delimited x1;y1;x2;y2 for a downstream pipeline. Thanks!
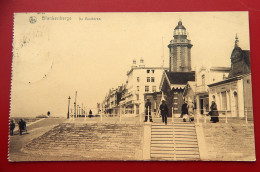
168;20;193;72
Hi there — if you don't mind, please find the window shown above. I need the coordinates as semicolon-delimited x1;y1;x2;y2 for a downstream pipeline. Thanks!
151;77;155;82
147;77;150;82
202;74;205;85
137;77;140;82
145;86;149;92
136;94;139;100
152;86;156;92
137;86;139;91
152;70;155;73
147;70;150;73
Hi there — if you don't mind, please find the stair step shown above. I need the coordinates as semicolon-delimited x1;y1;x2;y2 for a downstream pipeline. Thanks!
151;150;199;155
151;141;174;144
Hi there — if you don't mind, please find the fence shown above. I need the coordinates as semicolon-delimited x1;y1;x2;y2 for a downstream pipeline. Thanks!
67;106;253;124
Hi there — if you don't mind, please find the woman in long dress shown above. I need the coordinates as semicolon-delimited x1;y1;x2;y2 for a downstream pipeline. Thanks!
210;101;219;123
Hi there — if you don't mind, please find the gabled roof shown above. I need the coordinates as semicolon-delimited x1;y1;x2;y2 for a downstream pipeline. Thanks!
208;73;251;87
183;81;196;96
160;71;196;90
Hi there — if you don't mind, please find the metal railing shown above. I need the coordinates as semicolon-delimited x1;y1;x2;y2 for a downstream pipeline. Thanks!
67;107;253;124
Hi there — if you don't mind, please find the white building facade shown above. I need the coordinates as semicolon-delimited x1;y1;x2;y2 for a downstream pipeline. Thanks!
120;59;168;115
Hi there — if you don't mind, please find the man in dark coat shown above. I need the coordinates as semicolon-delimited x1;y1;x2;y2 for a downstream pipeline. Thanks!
181;101;189;118
10;120;15;136
18;119;24;135
144;99;153;122
210;101;219;123
89;109;93;118
160;100;168;125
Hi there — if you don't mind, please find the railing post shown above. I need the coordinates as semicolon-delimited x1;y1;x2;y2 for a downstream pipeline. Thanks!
245;108;248;124
196;109;199;123
84;109;86;121
172;107;174;123
100;108;103;122
225;110;228;123
120;107;122;122
140;110;142;123
204;110;206;123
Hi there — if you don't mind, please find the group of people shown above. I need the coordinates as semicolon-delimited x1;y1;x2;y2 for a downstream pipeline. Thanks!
10;119;27;136
143;99;169;125
144;99;219;124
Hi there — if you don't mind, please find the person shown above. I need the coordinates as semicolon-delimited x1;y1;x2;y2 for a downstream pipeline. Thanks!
181;101;189;120
10;120;15;136
18;119;24;135
89;109;93;118
159;100;168;125
144;99;153;122
209;101;219;123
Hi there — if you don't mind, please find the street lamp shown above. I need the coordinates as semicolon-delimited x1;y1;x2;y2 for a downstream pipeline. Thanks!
67;96;71;119
77;105;79;118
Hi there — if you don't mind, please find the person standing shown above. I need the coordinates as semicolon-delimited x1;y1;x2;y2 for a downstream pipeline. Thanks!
10;120;15;136
181;101;189;118
89;109;93;118
18;119;24;135
210;101;219;123
144;99;153;122
160;100;168;125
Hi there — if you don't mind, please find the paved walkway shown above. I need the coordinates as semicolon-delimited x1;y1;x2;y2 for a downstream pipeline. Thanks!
9;118;66;162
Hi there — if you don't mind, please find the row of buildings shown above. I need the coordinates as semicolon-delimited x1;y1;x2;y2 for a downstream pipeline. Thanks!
99;21;253;120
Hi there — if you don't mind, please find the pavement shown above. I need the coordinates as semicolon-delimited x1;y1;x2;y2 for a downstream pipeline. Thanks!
9;118;66;162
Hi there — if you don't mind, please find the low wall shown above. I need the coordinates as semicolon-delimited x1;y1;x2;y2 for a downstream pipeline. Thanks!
202;122;256;161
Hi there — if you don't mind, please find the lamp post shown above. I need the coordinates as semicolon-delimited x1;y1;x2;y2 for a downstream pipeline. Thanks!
76;105;79;118
67;96;71;119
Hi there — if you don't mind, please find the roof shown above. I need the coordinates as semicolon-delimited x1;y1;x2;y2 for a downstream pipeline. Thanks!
207;73;251;87
183;81;196;96
160;71;195;90
210;67;231;72
127;66;169;76
166;71;195;85
174;21;186;30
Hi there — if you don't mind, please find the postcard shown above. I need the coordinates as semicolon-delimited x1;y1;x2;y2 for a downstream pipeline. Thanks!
9;12;255;161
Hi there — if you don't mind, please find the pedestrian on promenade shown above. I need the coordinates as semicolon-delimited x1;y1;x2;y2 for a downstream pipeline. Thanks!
209;101;219;123
18;119;24;135
89;109;93;118
160;100;168;125
10;120;15;136
181;101;189;122
144;99;153;122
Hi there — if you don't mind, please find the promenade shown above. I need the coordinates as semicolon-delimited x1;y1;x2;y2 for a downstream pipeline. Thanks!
8;115;255;161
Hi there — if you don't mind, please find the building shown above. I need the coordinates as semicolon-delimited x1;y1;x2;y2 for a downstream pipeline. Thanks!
159;20;195;116
183;66;230;115
208;35;252;119
119;58;168;115
101;85;126;115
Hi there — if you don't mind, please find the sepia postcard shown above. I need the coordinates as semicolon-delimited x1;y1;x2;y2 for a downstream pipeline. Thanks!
9;12;255;161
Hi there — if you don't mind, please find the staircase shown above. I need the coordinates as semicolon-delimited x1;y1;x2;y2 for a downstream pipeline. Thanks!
150;122;200;160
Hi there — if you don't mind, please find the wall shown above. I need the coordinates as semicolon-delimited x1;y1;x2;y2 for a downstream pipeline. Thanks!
202;122;255;161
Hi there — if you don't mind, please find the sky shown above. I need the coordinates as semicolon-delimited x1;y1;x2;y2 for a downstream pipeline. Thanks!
10;12;250;117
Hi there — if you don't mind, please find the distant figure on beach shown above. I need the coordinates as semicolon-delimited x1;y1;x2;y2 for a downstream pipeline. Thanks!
18;119;27;135
144;99;153;122
10;120;15;136
209;101;219;123
47;111;50;117
89;109;93;118
160;100;168;125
